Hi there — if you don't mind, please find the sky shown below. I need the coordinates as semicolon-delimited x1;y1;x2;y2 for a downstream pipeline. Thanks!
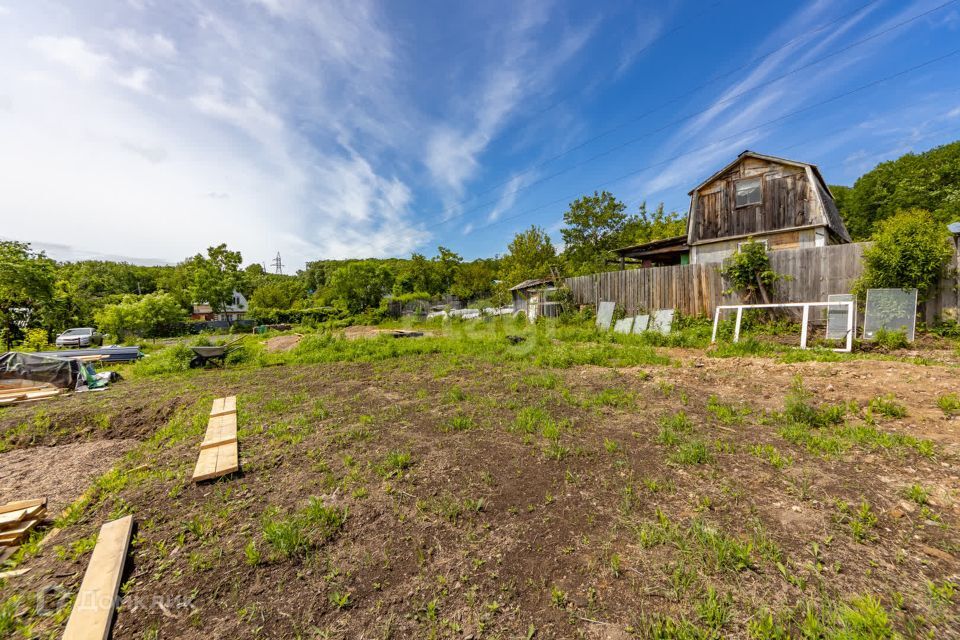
1;0;959;270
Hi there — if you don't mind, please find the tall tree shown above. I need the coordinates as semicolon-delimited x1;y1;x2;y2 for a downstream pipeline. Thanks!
560;191;630;275
500;226;558;287
620;202;687;246
189;244;243;313
328;262;394;314
832;139;960;239
0;241;56;347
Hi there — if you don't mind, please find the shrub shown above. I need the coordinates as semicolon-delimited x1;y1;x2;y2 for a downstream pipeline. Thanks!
853;208;953;301
720;239;787;303
20;328;49;351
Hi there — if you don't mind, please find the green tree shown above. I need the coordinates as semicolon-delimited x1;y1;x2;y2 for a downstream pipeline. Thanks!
500;226;558;287
328;262;394;314
188;244;243;313
853;208;953;301
94;292;184;341
620;202;687;246
560;191;630;275
249;277;308;310
0;241;56;348
833;140;960;239
450;259;498;301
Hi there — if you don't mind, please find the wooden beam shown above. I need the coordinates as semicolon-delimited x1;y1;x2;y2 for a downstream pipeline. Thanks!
0;498;46;516
62;515;134;640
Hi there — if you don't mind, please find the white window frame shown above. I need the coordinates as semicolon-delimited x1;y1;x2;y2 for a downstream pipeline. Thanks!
737;239;768;252
734;176;763;208
711;301;856;353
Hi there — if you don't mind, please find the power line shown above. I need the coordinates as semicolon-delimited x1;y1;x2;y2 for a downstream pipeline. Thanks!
427;0;957;228
432;0;883;219
454;47;960;237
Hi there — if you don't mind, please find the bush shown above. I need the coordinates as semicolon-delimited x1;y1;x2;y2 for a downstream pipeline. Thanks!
853;209;953;301
720;239;787;303
20;328;49;351
131;344;194;376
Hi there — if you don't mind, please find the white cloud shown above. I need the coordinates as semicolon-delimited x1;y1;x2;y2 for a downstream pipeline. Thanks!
948;105;960;118
114;30;176;59
1;0;428;268
30;35;111;77
424;0;596;201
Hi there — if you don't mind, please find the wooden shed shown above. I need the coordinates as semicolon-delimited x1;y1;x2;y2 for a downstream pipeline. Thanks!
685;150;851;264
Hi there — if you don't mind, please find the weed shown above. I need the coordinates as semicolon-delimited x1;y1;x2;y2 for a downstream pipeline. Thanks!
444;413;477;432
670;440;712;465
379;450;413;478
444;386;466;403
782;377;845;429
696;586;731;630
585;387;634;408
936;392;960;416
750;444;792;469
261;498;346;560
550;586;567;608
244;540;261;566
835;499;878;543
903;483;928;505
868;394;907;418
329;591;351;609
747;609;791;639
927;579;956;606
603;438;620;454
657;411;693;446
873;328;909;350
511;407;551;435
706;395;750;425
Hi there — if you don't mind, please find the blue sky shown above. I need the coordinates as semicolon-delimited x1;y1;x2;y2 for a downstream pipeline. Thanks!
1;0;959;269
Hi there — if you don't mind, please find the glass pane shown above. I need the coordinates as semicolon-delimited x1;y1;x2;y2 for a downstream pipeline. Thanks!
863;288;917;342
735;178;761;206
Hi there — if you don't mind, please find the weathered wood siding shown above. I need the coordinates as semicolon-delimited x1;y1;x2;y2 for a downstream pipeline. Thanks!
691;171;817;243
565;242;959;323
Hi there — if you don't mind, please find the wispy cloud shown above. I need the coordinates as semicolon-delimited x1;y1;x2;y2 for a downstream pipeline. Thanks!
0;0;428;267
424;0;597;201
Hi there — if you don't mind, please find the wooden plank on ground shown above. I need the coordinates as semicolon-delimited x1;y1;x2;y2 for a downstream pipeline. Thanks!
62;515;134;640
0;396;26;405
192;443;238;482
200;412;237;450
209;395;236;417
0;386;48;397
0;503;45;528
0;517;42;543
0;498;46;516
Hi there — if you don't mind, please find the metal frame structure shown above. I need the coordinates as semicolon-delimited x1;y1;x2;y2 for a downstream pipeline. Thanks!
711;301;856;353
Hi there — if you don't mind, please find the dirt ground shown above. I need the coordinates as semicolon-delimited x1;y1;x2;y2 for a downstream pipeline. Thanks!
0;345;958;638
0;439;139;515
263;334;302;353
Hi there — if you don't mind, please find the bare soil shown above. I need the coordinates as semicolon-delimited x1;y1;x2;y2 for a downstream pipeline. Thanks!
1;347;958;638
263;334;302;353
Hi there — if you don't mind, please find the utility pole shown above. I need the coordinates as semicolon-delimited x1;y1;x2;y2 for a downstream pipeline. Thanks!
271;252;283;275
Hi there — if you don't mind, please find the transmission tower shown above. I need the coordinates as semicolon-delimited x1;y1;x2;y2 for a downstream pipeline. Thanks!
271;252;283;275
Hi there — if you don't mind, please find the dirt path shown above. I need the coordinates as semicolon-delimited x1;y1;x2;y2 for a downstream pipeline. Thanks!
0;439;138;514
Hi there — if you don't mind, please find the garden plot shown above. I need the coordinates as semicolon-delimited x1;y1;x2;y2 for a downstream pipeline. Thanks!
0;330;958;639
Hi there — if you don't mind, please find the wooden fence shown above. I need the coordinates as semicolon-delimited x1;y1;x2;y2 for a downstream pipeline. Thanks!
565;242;960;322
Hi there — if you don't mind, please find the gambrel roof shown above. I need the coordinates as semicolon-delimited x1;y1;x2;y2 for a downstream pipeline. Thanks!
688;150;851;243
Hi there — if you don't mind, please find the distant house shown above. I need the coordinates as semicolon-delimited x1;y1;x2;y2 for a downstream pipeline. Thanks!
614;150;851;267
191;290;248;322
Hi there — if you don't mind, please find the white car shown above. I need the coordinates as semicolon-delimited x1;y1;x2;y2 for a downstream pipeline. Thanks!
55;327;104;348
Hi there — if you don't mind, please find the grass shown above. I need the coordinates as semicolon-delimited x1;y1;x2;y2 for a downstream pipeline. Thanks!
636;509;754;573
260;497;346;560
903;483;929;505
706;395;750;425
835;499;879;543
750;444;792;469
868;394;908;419
936;392;960;416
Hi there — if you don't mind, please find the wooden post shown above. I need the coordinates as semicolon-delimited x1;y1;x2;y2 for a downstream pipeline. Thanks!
734;308;743;342
800;304;810;349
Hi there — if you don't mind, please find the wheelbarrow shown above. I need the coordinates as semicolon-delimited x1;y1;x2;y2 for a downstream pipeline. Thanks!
189;338;244;368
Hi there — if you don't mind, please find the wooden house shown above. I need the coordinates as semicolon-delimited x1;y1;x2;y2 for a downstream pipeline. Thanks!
614;151;851;267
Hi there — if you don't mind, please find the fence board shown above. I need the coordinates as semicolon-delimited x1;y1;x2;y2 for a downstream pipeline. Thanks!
565;242;958;320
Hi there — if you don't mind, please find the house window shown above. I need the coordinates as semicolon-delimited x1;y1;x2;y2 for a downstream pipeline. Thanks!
738;239;768;252
735;177;762;207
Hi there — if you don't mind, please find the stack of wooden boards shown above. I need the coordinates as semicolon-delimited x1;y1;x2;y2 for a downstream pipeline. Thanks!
192;395;240;482
0;497;47;547
0;384;63;406
62;515;133;640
